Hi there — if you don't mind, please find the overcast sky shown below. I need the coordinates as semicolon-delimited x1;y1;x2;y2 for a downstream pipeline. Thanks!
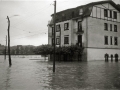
0;0;119;46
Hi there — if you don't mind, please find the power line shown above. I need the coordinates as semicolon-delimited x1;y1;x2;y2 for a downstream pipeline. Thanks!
0;2;52;30
0;30;48;42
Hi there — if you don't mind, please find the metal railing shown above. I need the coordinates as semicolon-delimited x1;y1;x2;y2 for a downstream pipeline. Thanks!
74;28;84;34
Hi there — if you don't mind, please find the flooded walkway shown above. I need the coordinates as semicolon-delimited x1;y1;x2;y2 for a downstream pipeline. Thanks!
0;55;120;90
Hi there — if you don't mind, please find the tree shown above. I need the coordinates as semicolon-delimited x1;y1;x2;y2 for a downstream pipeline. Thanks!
34;44;53;60
34;44;84;61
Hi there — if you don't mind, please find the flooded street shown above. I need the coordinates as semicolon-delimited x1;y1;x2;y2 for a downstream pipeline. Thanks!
0;55;120;90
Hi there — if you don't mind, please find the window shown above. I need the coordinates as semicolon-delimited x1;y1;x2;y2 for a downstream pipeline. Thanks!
104;9;108;17
64;23;69;30
52;38;54;46
56;38;60;45
104;23;108;30
64;35;69;44
62;13;66;20
109;10;112;18
113;11;117;19
79;9;83;15
114;37;118;45
104;36;108;45
110;24;112;31
114;25;117;32
56;25;61;32
72;11;74;18
52;27;54;35
110;36;112;45
78;21;82;31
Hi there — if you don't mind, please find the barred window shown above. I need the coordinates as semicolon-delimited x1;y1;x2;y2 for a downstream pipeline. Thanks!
104;23;108;30
113;11;117;19
64;36;69;44
104;9;108;17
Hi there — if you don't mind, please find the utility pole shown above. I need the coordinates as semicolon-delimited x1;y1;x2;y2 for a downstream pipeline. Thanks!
7;16;12;66
53;0;56;73
4;35;7;60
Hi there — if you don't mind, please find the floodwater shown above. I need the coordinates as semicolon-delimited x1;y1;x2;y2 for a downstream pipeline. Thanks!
0;55;120;90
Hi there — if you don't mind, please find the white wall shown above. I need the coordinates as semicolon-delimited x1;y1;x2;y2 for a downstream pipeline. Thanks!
87;48;120;61
87;17;120;48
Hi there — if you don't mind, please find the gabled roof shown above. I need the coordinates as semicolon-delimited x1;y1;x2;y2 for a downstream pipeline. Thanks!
82;0;120;12
50;0;120;23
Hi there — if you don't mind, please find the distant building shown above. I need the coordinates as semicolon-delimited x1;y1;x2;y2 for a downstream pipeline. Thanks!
48;0;120;61
10;45;36;55
0;44;5;55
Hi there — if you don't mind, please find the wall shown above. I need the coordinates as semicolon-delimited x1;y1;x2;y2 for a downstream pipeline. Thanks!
87;3;120;61
91;3;120;22
87;48;120;61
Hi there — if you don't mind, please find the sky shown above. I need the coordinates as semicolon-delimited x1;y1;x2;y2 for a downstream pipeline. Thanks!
0;0;119;46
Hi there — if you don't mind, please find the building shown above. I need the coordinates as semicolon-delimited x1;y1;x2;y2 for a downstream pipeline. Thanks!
10;45;36;55
48;0;120;61
0;44;5;55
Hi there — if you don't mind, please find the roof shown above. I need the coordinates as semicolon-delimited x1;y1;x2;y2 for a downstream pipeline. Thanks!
117;4;120;9
50;0;120;23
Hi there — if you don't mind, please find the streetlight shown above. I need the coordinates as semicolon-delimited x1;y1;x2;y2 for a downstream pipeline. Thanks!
7;15;19;66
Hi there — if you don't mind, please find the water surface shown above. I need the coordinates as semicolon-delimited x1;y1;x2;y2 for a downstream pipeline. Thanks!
0;55;120;90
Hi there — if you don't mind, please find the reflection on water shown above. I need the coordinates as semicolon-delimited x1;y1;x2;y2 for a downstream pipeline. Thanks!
0;55;120;90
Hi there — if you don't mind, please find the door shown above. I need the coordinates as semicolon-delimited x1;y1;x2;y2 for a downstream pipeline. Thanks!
78;35;82;47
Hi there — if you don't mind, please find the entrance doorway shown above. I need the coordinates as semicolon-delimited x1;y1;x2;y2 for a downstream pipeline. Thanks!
78;35;82;47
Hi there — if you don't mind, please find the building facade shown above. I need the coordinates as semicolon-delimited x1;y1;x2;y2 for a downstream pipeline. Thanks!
48;1;120;61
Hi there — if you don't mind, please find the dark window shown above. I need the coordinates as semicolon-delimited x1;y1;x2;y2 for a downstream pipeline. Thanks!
109;10;112;18
52;38;54;46
113;11;117;19
72;11;74;18
64;36;69;44
56;25;61;32
114;37;118;45
56;38;60;45
78;21;82;31
64;23;69;30
62;13;66;20
104;36;108;45
110;36;112;45
114;25;117;32
104;23;108;30
104;9;108;17
110;24;112;31
52;27;54;35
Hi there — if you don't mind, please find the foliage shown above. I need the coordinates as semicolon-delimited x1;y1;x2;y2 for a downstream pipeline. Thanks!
34;44;53;55
34;44;84;55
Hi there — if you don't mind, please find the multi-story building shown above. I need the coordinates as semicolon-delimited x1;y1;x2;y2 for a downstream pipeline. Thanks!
48;0;120;61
